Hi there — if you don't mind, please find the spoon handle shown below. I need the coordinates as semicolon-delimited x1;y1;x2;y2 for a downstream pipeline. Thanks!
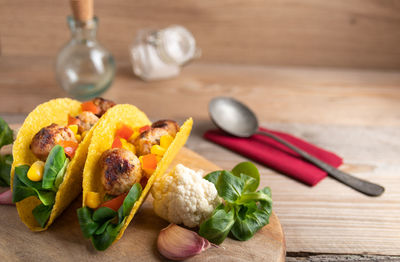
256;130;385;197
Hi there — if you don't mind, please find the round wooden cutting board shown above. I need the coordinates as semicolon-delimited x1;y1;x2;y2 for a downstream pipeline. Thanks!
0;147;285;261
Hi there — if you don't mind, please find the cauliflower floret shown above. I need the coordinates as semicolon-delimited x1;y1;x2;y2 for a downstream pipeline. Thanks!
152;164;221;228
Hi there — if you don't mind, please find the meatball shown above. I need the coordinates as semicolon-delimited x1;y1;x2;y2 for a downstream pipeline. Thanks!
30;123;77;161
151;120;180;134
92;97;116;117
134;120;179;156
75;111;99;133
100;148;142;196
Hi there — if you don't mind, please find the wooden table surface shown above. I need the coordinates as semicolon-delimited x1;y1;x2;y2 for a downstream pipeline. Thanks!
1;57;400;261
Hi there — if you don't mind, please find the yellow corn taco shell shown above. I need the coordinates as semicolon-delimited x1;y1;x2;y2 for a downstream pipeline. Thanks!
11;98;97;231
81;104;193;245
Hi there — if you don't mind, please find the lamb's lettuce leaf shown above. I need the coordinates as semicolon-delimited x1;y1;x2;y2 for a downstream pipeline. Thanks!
77;183;142;251
42;145;67;190
0;154;12;187
199;204;235;244
12;165;56;206
231;161;260;192
32;203;53;228
0;117;13;149
204;171;221;185
215;171;244;203
0;117;14;187
93;207;117;223
11;145;69;228
54;158;69;190
77;207;99;238
118;183;141;222
12;163;60;228
200;162;273;244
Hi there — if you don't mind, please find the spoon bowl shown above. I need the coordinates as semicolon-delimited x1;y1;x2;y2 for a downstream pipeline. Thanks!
209;97;258;137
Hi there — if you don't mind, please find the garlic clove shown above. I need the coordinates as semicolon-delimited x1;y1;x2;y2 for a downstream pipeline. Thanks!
158;224;212;260
0;189;13;205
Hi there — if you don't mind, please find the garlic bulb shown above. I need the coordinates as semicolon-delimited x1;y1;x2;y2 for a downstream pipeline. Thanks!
157;224;212;260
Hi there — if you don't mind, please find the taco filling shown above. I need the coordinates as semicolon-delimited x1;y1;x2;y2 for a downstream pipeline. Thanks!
77;120;180;250
12;97;115;228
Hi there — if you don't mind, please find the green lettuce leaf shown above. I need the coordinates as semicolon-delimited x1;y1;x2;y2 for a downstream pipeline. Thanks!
215;171;244;203
77;207;99;238
0;117;13;187
92;219;126;251
32;203;53;228
93;207;117;223
200;162;273;245
42;145;67;190
199;204;235;245
54;158;69;189
0;117;13;149
204;171;221;185
0;154;12;187
118;183;142;222
77;183;143;251
13;165;55;206
231;162;260;192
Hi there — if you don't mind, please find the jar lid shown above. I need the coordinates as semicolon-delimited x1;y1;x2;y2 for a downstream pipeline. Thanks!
157;25;197;65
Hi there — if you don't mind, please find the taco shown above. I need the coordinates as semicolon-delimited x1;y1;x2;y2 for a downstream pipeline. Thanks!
77;104;193;250
11;97;116;231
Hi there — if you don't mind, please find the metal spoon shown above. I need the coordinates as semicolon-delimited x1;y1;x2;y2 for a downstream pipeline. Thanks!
209;97;385;197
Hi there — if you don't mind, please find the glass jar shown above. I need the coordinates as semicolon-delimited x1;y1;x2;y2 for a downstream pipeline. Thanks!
56;16;116;100
130;25;200;81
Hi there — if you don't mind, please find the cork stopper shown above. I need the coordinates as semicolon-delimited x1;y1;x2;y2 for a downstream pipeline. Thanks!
70;0;93;23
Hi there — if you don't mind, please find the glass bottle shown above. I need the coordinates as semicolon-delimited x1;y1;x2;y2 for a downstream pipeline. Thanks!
56;16;115;100
130;25;200;81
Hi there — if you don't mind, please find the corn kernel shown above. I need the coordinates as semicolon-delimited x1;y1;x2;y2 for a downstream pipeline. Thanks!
86;191;101;209
82;131;88;138
121;138;136;154
151;145;166;156
27;161;45;182
129;130;140;141
75;134;82;142
160;134;174;148
68;124;78;135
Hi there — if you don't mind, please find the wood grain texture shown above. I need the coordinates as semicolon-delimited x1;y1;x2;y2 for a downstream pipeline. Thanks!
286;254;400;261
1;0;400;69
0;147;285;262
0;57;399;126
1;58;400;257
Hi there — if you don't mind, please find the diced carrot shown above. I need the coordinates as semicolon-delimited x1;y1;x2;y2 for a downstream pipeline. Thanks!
115;124;134;140
99;193;127;212
68;114;79;126
81;101;100;115
139;125;151;133
141;154;157;170
112;136;122;148
58;141;79;158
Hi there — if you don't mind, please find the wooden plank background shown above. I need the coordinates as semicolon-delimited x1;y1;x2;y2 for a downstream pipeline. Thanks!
1;0;400;69
1;58;400;259
1;57;400;124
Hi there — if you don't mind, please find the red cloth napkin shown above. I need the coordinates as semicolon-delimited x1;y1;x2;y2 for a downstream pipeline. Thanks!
204;127;343;186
